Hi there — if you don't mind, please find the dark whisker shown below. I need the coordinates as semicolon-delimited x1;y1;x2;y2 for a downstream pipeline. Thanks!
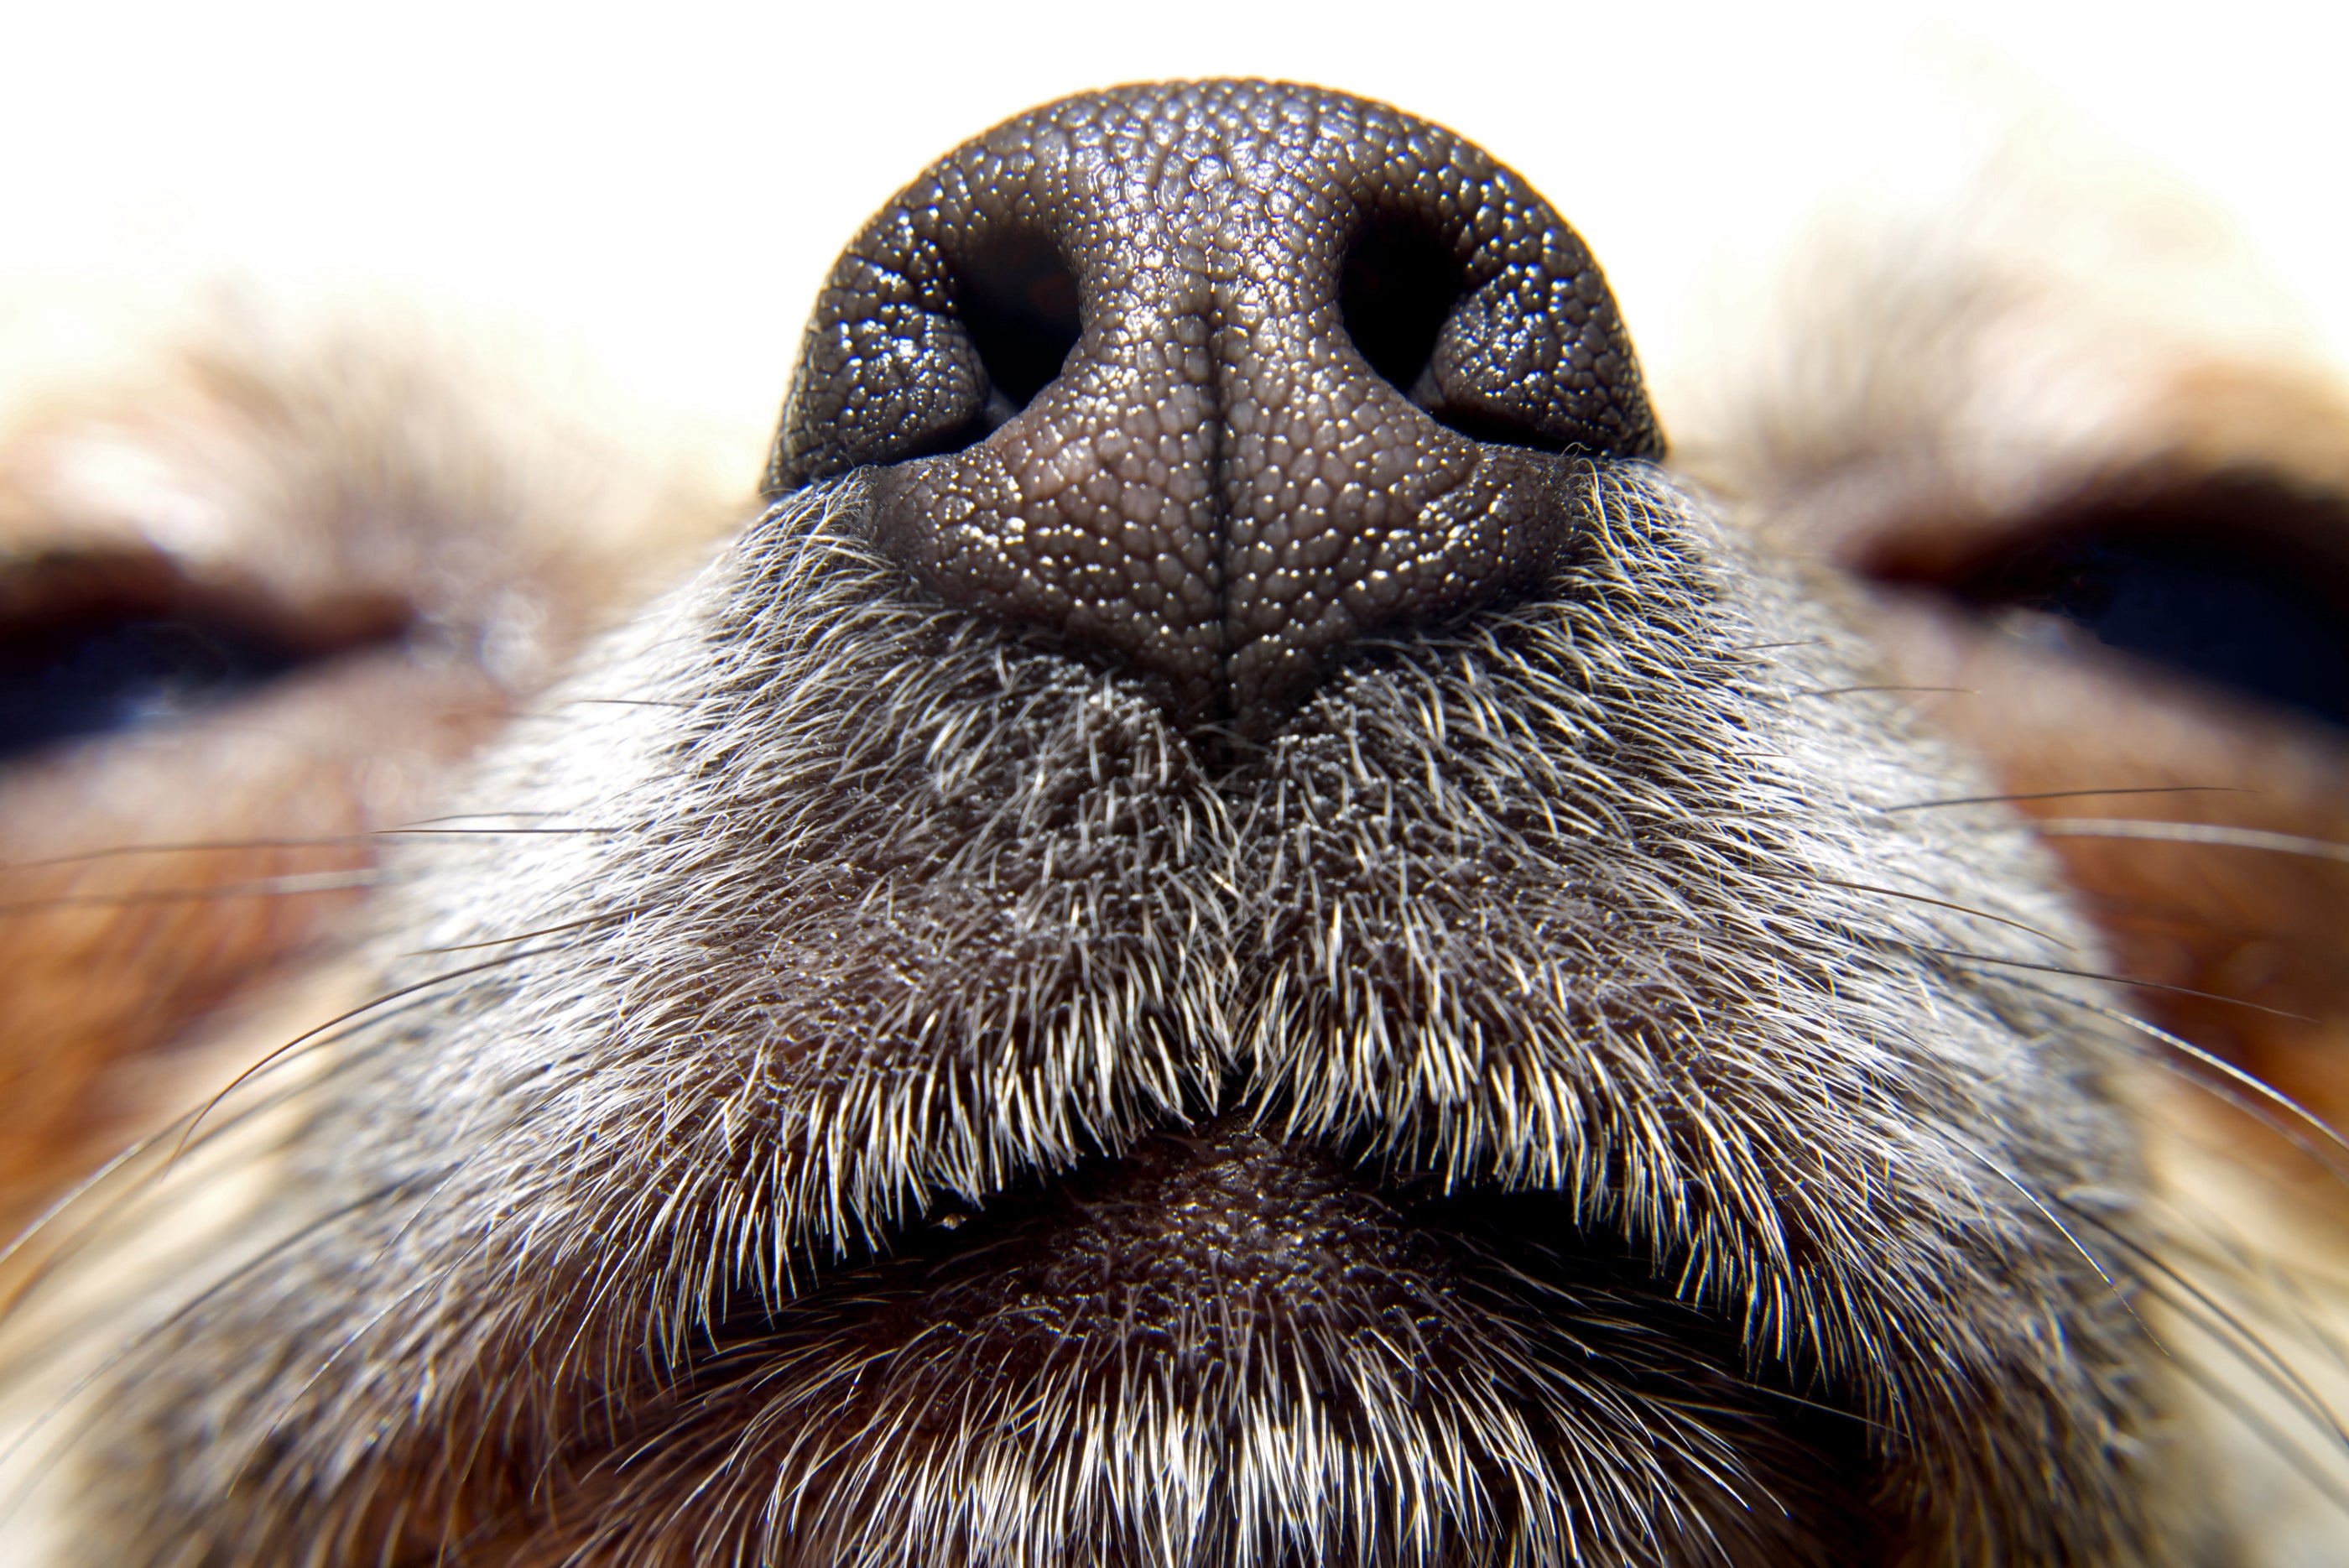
2061;1201;2349;1456
172;946;576;1163
2041;1172;2349;1520
373;826;628;837
0;871;383;915
0;838;381;873
1997;976;2349;1185
1745;1383;1893;1435
0;1142;157;1279
2033;818;2349;866
1;992;471;1310
2107;1010;2349;1175
409;904;652;956
1922;948;2313;1023
0;822;624;876
2141;1055;2349;1193
1813;878;2069;944
2065;887;2279;937
1779;684;1973;698
1950;1142;2143;1334
1881;785;2242;813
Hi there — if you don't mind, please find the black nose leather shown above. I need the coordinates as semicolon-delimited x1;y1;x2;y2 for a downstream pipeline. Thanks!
768;81;1662;732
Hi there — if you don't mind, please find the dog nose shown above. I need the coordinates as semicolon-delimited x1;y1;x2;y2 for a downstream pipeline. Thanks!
768;80;1661;732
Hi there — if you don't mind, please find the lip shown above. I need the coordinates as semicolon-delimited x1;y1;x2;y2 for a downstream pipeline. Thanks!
559;1117;1894;1566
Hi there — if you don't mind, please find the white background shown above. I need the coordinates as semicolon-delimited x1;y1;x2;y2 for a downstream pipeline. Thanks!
4;0;2343;456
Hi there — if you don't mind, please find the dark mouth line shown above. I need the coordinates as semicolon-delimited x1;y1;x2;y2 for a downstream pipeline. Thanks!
695;1104;1757;1360
589;1116;1903;1568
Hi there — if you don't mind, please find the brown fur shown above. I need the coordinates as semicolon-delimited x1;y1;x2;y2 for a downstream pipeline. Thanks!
1685;165;2349;1154
0;317;740;1229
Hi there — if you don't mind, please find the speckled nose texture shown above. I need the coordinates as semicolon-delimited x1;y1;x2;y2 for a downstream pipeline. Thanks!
768;81;1662;731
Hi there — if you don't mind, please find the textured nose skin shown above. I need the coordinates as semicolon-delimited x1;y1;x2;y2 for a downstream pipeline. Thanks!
768;81;1661;730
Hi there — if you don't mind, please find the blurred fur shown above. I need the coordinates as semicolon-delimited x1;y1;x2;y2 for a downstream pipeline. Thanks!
1;102;2346;1567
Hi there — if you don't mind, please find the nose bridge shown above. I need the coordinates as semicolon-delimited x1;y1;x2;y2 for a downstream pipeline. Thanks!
768;81;1660;735
1201;106;1513;721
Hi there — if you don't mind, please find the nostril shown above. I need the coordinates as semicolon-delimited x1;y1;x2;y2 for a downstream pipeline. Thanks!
1338;217;1586;458
766;217;1086;490
1340;219;1465;400
924;228;1083;457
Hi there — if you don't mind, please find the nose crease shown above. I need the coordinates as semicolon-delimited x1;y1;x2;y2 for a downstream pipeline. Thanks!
767;81;1662;736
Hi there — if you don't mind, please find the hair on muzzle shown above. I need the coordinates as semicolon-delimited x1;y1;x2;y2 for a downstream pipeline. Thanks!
768;81;1662;733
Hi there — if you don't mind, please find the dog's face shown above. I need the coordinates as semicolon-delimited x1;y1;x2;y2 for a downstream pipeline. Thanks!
2;78;2346;1567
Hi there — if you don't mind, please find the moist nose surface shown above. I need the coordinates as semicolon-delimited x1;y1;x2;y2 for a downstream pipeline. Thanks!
768;81;1661;732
